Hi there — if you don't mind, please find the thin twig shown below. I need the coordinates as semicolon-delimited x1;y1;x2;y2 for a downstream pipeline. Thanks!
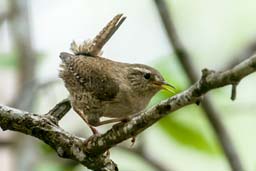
153;0;244;171
46;98;71;120
118;146;171;171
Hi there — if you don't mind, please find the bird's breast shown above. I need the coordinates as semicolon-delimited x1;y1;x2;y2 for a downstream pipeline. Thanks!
100;87;150;118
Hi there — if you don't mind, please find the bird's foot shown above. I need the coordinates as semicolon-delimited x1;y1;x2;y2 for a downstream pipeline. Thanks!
83;133;101;147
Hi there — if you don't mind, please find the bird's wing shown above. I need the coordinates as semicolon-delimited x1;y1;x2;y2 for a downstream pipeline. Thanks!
59;52;119;101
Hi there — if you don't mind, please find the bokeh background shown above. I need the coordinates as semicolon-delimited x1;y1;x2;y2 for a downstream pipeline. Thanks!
1;0;256;171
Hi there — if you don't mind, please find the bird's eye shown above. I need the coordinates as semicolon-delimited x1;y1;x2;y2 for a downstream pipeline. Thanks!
144;73;151;79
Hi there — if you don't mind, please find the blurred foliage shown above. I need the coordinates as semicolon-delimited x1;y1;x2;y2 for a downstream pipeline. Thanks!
37;163;65;171
38;142;79;171
0;52;17;68
40;141;56;155
37;162;78;171
0;51;45;69
151;55;221;154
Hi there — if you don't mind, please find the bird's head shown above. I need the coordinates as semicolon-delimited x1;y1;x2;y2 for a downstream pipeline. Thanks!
127;64;175;98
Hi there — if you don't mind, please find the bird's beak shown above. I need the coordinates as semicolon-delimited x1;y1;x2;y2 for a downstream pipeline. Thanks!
153;81;176;94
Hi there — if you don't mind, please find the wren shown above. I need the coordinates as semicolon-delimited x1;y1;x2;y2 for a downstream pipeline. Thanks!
59;14;175;134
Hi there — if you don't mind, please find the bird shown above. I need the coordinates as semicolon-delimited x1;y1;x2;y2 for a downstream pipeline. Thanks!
59;52;175;133
58;14;175;134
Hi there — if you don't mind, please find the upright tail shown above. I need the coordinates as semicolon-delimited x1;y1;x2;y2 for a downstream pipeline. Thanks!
70;14;126;57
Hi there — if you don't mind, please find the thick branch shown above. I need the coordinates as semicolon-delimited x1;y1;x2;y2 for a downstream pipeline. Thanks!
1;54;255;171
84;55;256;154
0;104;117;171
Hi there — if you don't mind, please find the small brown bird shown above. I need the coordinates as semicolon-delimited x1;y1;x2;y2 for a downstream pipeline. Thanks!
59;14;175;134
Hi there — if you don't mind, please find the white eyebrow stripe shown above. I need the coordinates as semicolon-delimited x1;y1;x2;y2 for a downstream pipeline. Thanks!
133;67;151;73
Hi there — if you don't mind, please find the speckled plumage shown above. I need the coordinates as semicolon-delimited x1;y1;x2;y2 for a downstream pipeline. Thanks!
58;14;174;131
59;52;167;126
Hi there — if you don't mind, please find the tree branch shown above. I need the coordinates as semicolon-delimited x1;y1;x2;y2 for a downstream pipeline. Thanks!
46;98;71;121
1;54;255;170
153;0;245;170
0;104;117;171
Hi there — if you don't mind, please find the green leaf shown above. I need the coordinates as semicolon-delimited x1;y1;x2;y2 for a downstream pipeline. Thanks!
151;90;220;154
158;113;220;154
153;54;190;90
151;56;221;154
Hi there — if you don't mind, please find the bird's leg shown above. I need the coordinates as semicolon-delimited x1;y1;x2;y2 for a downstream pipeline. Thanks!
98;113;142;126
90;116;138;146
91;114;140;130
82;119;99;135
73;108;99;135
91;116;132;126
